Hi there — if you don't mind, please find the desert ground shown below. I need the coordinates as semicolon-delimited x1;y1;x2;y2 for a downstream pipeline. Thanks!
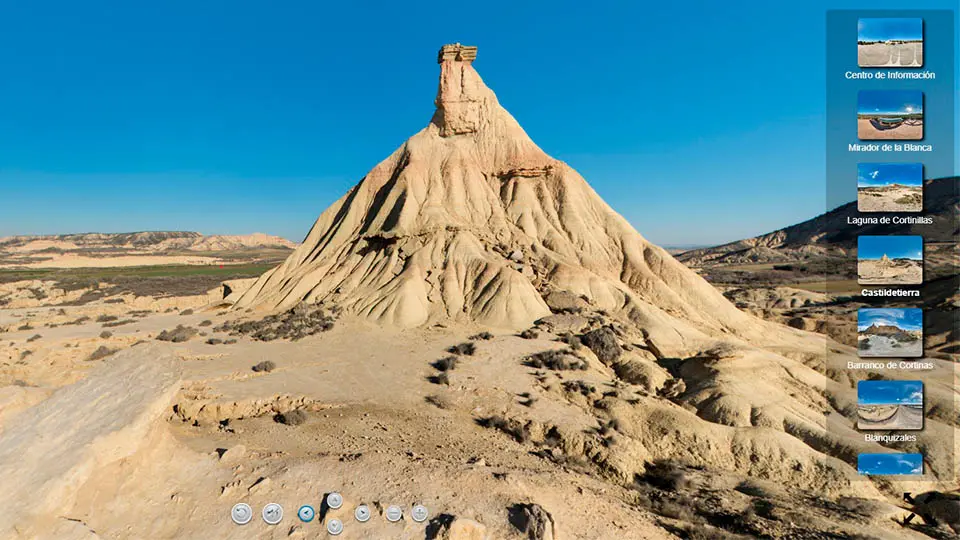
858;118;924;140
1;50;957;540
859;258;923;285
858;42;924;68
858;404;924;430
858;185;923;213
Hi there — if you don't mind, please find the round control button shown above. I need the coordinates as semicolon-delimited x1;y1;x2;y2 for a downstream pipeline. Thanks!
411;504;429;523
326;492;343;510
262;502;283;525
231;503;253;525
385;505;403;522
355;504;371;523
298;505;315;523
327;518;344;535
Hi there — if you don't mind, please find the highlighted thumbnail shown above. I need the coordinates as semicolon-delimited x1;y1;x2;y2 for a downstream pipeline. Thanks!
857;235;923;285
858;453;923;476
857;90;923;140
857;163;923;213
858;18;923;68
857;308;923;358
857;380;923;430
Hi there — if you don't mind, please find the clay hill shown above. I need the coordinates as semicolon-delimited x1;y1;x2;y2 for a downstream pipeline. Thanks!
234;45;766;338
677;176;958;267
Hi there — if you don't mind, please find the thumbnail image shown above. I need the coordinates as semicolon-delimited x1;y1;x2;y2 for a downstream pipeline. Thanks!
857;308;923;358
857;163;923;213
858;453;923;476
857;18;924;68
857;235;923;285
857;380;923;430
857;90;923;140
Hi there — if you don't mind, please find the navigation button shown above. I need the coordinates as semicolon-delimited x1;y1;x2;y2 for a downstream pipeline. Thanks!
385;505;403;522
231;503;253;525
411;504;429;523
355;504;371;522
326;492;343;510
262;502;283;525
327;518;344;535
298;505;315;523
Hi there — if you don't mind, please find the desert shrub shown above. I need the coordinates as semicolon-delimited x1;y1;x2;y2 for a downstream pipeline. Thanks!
224;339;237;345
206;338;223;345
27;334;42;343
431;356;459;372
478;415;530;443
216;304;335;341
20;350;33;360
104;298;125;304
425;394;451;409
580;327;621;364
428;372;450;385
198;320;212;327
102;319;135;328
524;350;587;371
62;316;90;326
180;309;194;316
447;342;476;356
156;325;198;343
17;324;33;331
641;460;693;491
251;360;276;372
99;331;113;339
469;331;494;340
87;346;116;361
519;328;540;339
95;314;118;323
275;409;307;426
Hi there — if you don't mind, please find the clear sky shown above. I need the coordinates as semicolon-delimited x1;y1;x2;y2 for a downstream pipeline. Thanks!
857;163;923;187
857;380;923;405
858;17;924;42
858;307;923;331
0;0;957;246
858;235;923;260
856;90;924;115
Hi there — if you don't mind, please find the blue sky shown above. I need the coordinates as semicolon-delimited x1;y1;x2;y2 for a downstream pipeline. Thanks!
857;380;923;405
0;1;956;246
857;163;923;187
858;453;923;475
858;308;923;332
858;18;923;42
858;235;922;260
856;90;923;115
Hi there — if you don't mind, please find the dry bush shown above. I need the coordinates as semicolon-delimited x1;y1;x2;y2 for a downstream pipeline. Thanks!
524;350;587;371
17;324;33;331
447;342;476;356
519;328;540;339
478;415;530;443
99;331;113;339
102;319;135;328
27;334;42;343
206;338;223;345
251;360;276;372
431;356;459;372
275;409;307;426
216;304;335;341
580;327;621;365
198;320;212;327
180;309;194;316
95;314;118;323
428;372;450;386
156;325;198;343
469;331;494;340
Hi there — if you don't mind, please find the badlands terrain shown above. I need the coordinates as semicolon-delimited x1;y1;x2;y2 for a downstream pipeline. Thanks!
858;184;923;213
0;47;957;539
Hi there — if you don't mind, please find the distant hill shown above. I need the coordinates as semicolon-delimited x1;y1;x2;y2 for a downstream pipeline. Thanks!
0;232;297;253
678;177;957;267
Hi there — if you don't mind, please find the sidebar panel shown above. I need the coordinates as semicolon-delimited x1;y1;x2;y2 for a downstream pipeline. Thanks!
825;10;956;484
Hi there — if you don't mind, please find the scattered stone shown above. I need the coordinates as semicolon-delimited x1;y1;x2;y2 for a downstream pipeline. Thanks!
251;360;277;373
543;290;590;314
508;503;555;540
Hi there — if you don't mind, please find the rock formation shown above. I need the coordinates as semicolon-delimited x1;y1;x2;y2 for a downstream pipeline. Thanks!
234;44;786;351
